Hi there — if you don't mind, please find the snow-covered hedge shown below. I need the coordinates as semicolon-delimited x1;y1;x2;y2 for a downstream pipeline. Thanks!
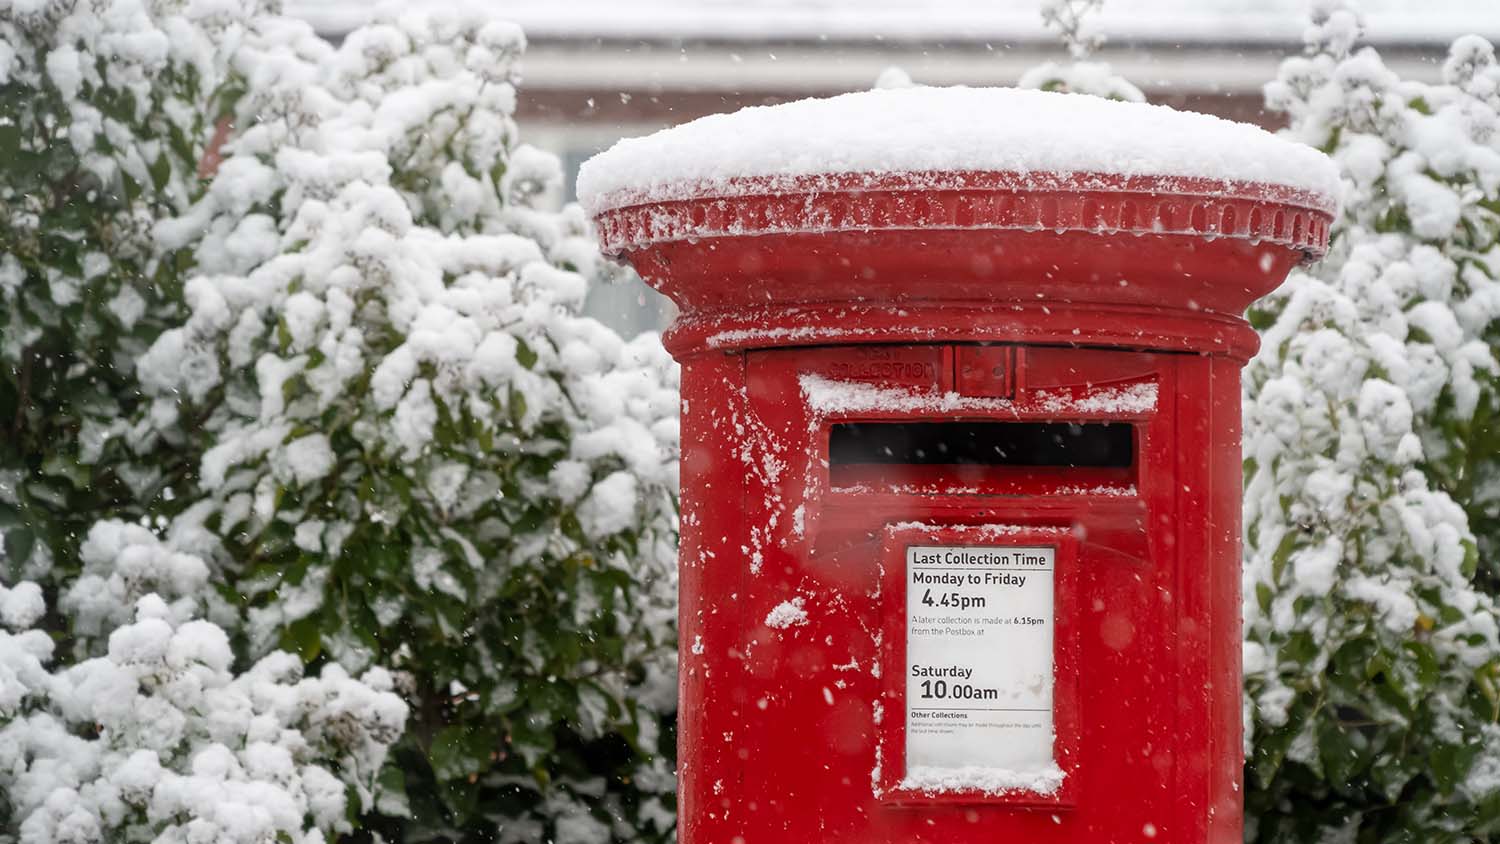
1243;3;1500;839
2;2;678;842
1;587;406;844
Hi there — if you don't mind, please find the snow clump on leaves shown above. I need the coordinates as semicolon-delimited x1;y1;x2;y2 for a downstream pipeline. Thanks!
3;2;678;842
127;9;680;842
0;0;265;587
1243;3;1500;839
0;588;407;844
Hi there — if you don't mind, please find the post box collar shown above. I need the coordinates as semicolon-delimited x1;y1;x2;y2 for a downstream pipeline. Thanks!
582;87;1338;361
590;169;1334;260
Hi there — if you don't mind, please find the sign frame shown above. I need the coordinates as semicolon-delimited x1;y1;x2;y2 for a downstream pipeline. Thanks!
876;522;1081;807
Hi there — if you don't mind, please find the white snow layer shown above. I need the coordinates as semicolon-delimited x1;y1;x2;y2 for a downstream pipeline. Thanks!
578;86;1341;214
764;597;808;629
900;762;1065;796
800;374;1158;417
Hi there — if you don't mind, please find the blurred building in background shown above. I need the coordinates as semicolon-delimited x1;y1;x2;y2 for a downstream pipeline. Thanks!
290;0;1500;337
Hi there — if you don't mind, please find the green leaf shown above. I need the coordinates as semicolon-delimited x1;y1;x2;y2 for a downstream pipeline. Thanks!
279;616;323;663
3;526;35;567
508;705;557;768
149;153;171;192
429;725;497;783
216;81;248;115
375;764;412;818
1284;631;1319;665
40;453;89;489
1247;307;1277;332
1430;742;1481;794
515;338;537;370
1251;717;1301;788
0;123;20;161
1271;532;1298;584
121;170;141;204
1404;641;1440;691
1317;721;1361;786
509;386;528;428
560;511;585;544
389;473;413;507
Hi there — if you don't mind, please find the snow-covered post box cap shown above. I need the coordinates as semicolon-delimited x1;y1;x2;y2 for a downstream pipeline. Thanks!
579;86;1340;359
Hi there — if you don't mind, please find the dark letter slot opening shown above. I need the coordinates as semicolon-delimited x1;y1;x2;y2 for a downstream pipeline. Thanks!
828;421;1135;493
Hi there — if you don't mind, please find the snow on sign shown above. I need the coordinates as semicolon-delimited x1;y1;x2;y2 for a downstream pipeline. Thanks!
904;545;1056;777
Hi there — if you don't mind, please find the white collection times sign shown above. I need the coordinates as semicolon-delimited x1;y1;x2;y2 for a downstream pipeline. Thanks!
905;545;1056;774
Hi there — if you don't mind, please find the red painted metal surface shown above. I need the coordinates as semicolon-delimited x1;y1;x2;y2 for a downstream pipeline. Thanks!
593;169;1327;844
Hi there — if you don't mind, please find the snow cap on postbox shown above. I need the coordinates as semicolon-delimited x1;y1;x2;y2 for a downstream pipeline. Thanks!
579;86;1341;357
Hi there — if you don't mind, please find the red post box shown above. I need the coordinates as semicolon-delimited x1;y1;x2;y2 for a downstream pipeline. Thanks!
581;88;1338;843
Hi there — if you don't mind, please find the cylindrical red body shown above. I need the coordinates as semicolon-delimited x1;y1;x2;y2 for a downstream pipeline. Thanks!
593;169;1331;844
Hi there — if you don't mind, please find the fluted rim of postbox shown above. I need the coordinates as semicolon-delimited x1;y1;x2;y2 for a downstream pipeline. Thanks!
589;169;1335;260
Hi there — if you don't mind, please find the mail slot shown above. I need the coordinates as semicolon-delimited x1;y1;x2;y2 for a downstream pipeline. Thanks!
581;87;1337;844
